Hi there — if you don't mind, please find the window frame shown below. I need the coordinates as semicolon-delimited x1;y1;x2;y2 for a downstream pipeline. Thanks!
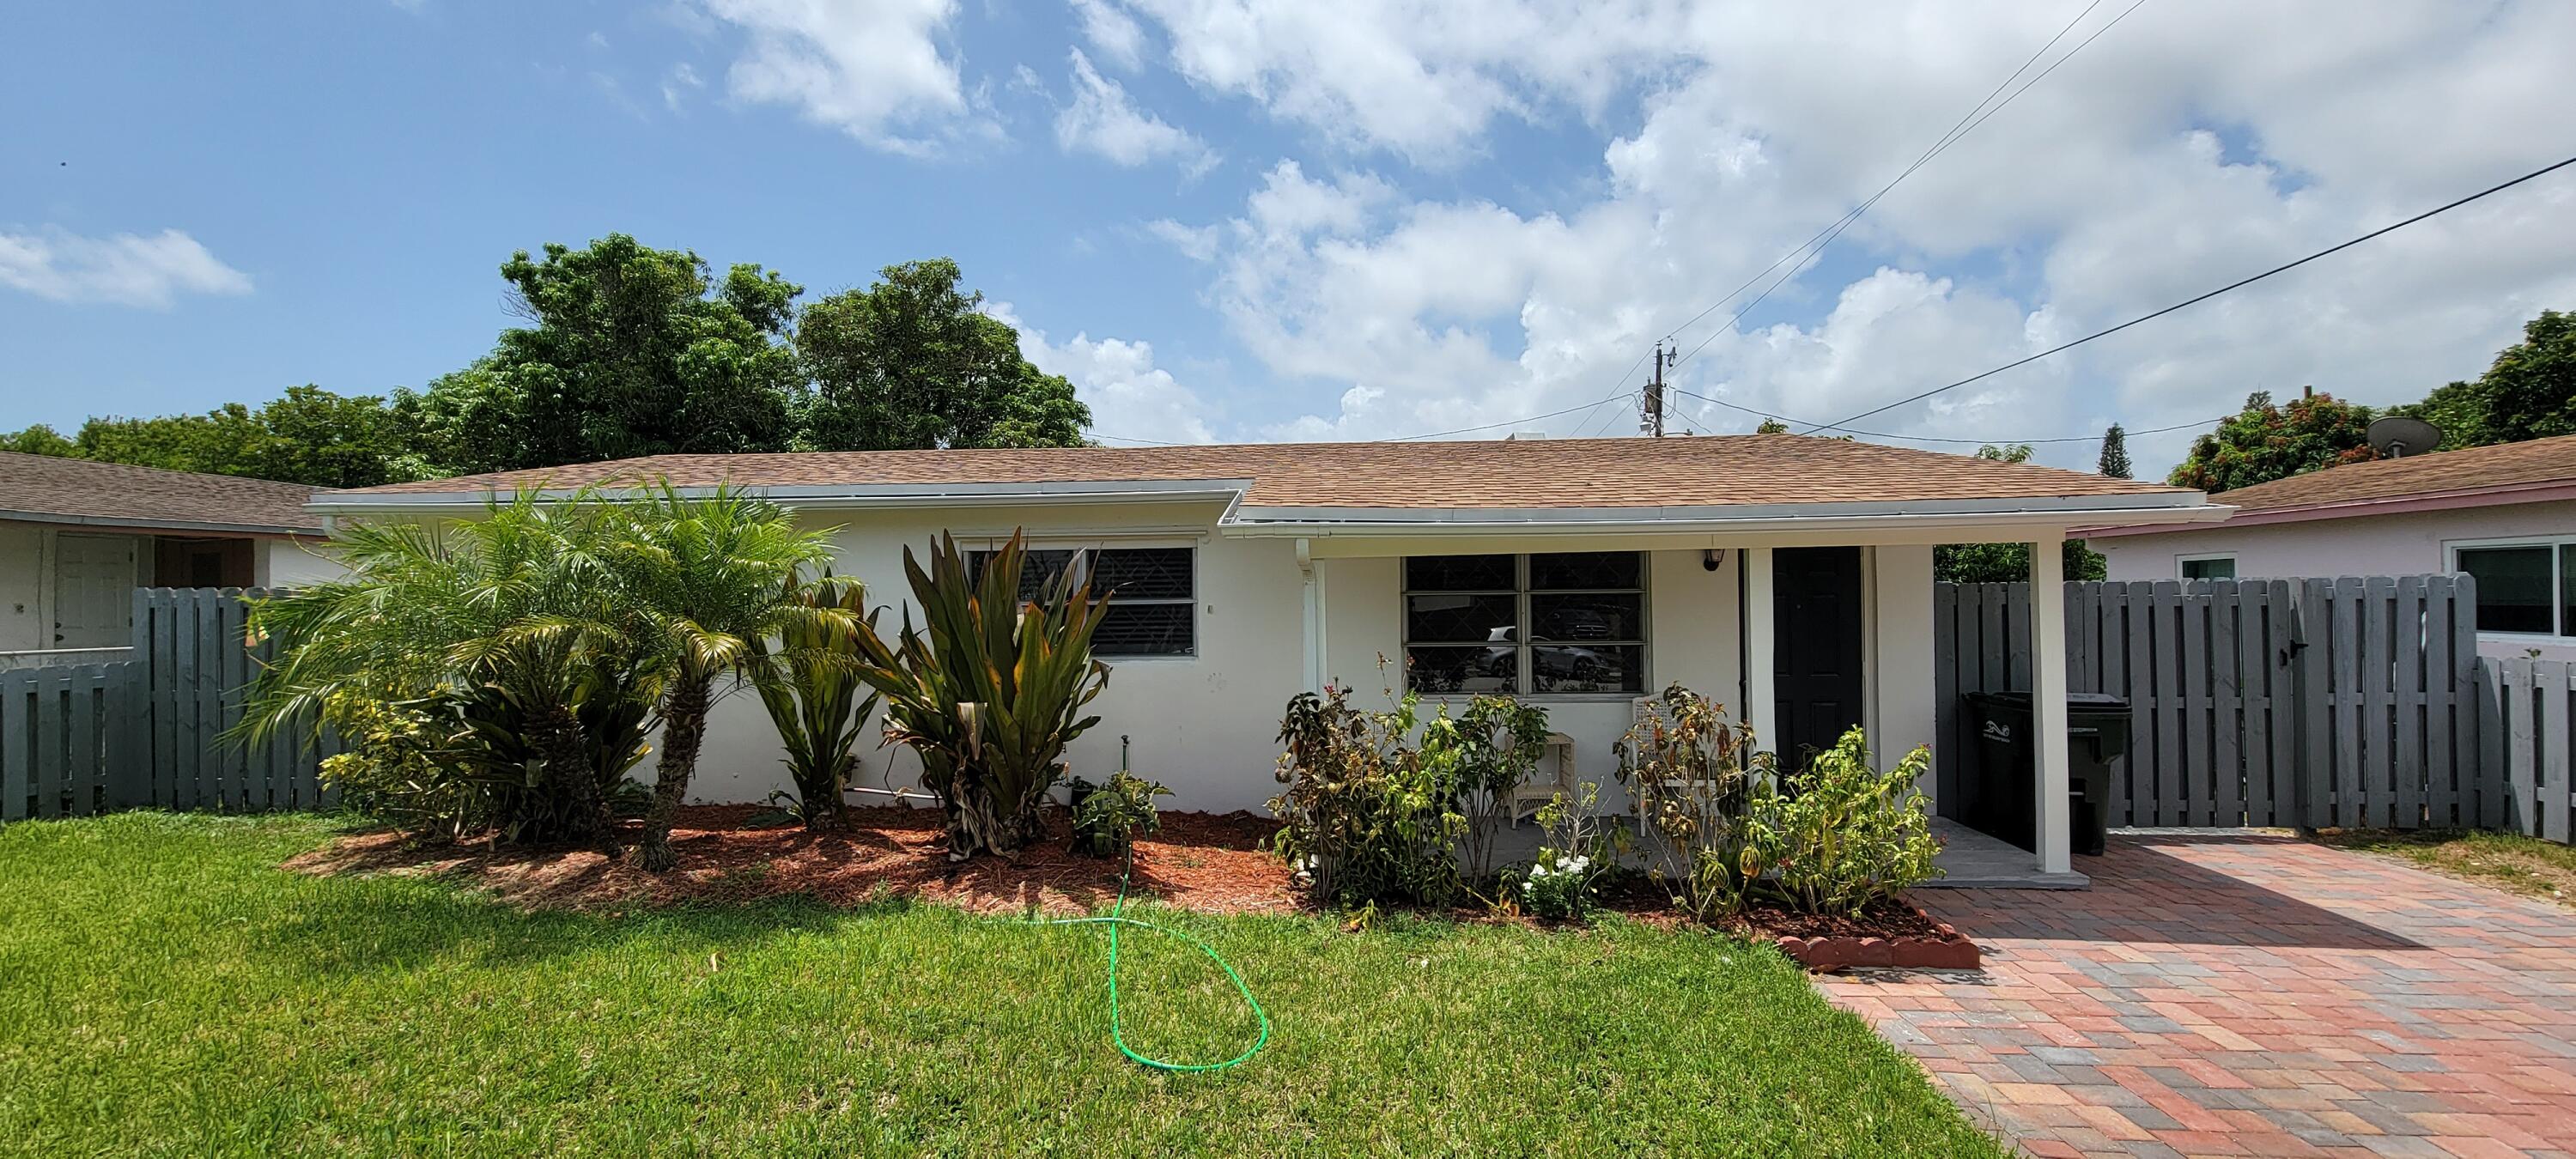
2176;553;2238;581
1400;551;1649;699
2447;536;2576;641
965;540;1200;661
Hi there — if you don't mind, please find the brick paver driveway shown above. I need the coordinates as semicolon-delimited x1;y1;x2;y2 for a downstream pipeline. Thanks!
1820;833;2576;1157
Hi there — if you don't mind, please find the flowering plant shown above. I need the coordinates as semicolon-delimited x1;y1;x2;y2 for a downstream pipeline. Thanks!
1520;846;1597;920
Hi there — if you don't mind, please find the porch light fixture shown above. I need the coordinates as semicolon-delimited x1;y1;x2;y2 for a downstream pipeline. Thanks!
1703;549;1724;572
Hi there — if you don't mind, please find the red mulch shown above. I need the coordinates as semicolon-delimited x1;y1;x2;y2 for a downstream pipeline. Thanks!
284;804;1298;918
1737;896;1947;942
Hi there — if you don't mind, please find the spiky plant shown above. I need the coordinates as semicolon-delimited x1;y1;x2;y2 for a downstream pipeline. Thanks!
850;530;1112;859
749;571;881;831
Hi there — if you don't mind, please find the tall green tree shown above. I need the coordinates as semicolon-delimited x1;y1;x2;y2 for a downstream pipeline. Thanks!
794;258;1090;451
39;386;425;488
407;235;805;475
0;424;76;457
2389;309;2576;449
1933;444;2108;583
2166;390;2377;494
2097;423;2131;479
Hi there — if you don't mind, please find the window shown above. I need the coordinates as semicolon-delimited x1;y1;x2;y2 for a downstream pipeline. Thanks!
1403;551;1645;695
2178;555;2237;580
2452;542;2573;637
968;545;1195;657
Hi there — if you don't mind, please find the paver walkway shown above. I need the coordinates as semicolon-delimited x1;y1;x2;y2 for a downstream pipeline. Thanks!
1820;833;2576;1157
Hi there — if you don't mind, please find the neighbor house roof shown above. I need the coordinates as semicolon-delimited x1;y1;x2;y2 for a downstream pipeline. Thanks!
2081;434;2576;537
0;451;323;537
314;435;2209;530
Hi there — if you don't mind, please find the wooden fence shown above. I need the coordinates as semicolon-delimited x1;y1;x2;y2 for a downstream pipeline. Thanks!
1936;575;2568;843
0;589;330;821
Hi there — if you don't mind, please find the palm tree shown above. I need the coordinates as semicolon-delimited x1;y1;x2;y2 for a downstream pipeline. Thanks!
240;493;650;844
750;571;881;831
608;485;840;871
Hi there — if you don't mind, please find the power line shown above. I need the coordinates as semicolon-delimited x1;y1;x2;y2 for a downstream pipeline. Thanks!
1672;385;2221;444
1667;0;2146;370
1091;432;1186;446
1382;388;1647;442
1806;151;2576;434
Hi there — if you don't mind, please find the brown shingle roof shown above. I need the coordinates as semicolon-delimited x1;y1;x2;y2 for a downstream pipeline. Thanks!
0;452;322;535
2206;434;2576;513
320;434;2193;513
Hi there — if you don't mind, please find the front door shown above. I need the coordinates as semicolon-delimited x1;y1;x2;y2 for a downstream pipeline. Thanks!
1773;547;1865;769
52;533;137;648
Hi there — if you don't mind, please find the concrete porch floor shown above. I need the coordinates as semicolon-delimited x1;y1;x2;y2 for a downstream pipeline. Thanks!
1923;817;2092;890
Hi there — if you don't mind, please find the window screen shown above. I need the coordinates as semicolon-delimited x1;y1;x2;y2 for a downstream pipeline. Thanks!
969;545;1195;657
1403;551;1645;695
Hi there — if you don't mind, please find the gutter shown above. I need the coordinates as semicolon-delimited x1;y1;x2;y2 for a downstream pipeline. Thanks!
0;508;321;537
2075;478;2576;538
1220;503;2233;538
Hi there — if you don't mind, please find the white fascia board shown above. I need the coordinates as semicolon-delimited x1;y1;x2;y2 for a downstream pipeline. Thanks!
0;509;320;537
1220;501;2230;541
1226;489;2208;527
307;477;1255;515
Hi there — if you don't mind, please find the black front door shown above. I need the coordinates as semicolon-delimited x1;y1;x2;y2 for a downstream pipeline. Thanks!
1773;547;1866;768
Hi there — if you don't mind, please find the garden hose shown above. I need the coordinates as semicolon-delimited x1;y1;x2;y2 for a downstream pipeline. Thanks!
1029;846;1270;1073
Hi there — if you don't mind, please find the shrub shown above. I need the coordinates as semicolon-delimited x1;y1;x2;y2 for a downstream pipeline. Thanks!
1269;677;1465;907
1516;782;1613;921
1437;695;1552;885
750;572;881;832
1070;768;1170;859
1615;684;1770;920
1738;729;1942;916
851;531;1112;859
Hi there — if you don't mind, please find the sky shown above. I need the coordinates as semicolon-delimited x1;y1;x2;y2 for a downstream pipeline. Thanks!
4;1;2575;478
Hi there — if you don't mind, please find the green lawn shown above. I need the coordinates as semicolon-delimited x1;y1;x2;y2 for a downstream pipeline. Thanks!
2318;827;2576;912
0;813;1995;1157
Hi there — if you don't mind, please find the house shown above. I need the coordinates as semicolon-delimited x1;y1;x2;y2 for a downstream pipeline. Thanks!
0;452;334;664
310;434;2225;877
2083;434;2576;660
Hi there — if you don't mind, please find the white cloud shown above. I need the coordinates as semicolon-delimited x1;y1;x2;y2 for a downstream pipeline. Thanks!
694;0;990;155
661;62;703;112
1069;0;1147;71
0;228;252;308
1140;0;2576;474
1053;49;1215;174
987;300;1220;444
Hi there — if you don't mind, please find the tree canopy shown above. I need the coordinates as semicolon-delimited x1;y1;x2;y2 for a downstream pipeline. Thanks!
2166;390;2378;494
794;258;1088;452
1;386;426;488
2389;309;2576;450
1933;444;2107;584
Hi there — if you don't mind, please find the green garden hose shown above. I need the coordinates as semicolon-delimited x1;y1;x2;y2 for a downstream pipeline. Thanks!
1030;847;1270;1073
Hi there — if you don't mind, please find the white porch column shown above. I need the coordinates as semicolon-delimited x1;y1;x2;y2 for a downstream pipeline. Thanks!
2029;539;2072;875
1297;538;1325;695
1743;546;1777;755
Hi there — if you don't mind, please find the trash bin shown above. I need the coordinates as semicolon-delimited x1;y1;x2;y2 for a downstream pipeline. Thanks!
1959;691;2131;856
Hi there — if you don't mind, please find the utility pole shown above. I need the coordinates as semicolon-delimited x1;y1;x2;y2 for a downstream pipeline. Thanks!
1641;340;1674;436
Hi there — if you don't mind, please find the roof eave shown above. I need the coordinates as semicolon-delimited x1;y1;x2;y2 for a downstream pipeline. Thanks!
310;477;1256;513
0;508;322;537
1223;499;2229;539
2076;478;2576;538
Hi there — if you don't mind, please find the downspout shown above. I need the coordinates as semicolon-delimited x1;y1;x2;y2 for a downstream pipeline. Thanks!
1297;537;1323;695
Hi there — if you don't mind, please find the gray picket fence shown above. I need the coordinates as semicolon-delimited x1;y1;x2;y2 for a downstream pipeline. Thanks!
1937;575;2569;842
0;589;331;821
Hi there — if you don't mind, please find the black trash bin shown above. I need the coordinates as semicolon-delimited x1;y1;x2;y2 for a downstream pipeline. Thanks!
1959;691;2130;856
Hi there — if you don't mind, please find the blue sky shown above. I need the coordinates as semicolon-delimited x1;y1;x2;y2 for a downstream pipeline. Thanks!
6;1;2575;474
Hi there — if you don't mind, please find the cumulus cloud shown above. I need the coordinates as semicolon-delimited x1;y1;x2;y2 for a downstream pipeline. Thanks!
0;228;252;308
1054;49;1216;174
693;0;990;155
986;300;1221;445
1069;0;1148;71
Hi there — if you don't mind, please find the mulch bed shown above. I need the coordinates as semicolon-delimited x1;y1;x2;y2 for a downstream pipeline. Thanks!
1741;896;1980;971
285;804;1298;918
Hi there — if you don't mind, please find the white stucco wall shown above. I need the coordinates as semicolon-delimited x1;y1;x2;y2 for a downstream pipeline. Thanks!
259;537;345;587
2093;498;2576;659
1871;543;1940;780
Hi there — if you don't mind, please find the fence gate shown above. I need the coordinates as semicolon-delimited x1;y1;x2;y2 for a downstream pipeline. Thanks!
1935;575;2493;834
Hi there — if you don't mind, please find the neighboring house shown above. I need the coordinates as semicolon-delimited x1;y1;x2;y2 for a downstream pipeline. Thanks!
2083;434;2576;660
312;434;2223;876
0;452;332;663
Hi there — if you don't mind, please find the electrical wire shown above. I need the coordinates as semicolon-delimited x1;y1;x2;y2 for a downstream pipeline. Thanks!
1671;385;2221;444
1380;387;1645;441
1806;151;2576;434
1091;432;1186;446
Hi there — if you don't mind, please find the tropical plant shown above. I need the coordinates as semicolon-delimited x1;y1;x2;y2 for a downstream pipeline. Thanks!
238;494;654;844
605;485;841;871
1517;781;1613;921
1737;729;1942;916
849;531;1113;859
1071;768;1170;859
1268;668;1467;907
1437;695;1552;884
749;571;881;832
1615;684;1771;920
2168;390;2378;492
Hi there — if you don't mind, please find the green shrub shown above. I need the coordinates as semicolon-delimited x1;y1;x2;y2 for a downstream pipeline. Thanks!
1070;768;1170;859
1269;678;1465;907
1437;695;1552;885
1516;782;1613;921
1615;684;1769;920
750;572;881;832
1738;729;1942;916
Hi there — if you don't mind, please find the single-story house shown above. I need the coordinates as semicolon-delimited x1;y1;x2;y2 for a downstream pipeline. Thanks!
311;434;2226;876
2082;434;2576;660
0;452;335;664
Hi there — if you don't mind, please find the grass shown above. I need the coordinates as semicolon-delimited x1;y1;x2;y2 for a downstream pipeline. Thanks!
2318;827;2576;911
0;813;1996;1157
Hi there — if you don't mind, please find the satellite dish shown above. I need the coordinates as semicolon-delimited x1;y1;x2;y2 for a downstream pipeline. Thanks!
2368;416;2444;459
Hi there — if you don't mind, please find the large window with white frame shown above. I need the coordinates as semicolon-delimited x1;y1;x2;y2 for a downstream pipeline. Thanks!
1402;551;1646;695
2451;538;2576;637
967;545;1196;657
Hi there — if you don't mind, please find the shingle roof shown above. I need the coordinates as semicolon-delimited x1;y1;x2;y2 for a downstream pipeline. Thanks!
0;452;322;535
2205;434;2576;513
319;434;2195;513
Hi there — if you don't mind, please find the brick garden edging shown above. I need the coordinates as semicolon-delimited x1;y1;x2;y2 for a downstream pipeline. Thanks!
1770;901;1979;971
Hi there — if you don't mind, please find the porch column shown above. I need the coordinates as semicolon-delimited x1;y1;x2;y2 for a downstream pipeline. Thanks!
1743;546;1777;755
2029;538;2072;875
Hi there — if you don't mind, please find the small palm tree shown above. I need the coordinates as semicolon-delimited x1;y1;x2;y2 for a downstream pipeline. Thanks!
750;571;881;831
240;493;649;844
608;485;840;871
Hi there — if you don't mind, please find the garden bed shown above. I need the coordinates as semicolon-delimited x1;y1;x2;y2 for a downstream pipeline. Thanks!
286;804;1297;917
1743;896;1979;971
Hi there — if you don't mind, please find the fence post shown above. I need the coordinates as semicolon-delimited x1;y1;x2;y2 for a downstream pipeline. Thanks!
2290;579;2327;832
